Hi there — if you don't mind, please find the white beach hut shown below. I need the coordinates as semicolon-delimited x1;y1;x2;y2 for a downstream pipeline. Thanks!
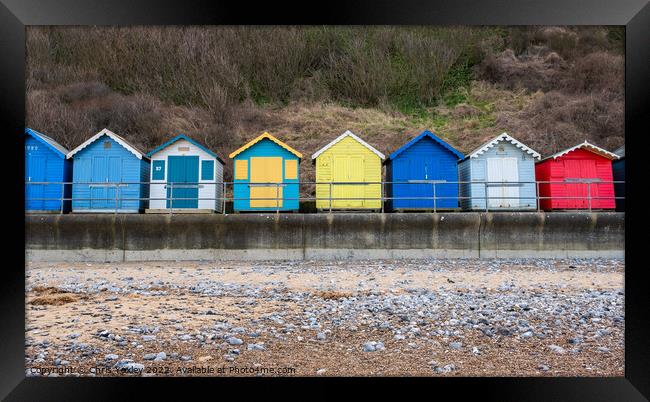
146;134;224;212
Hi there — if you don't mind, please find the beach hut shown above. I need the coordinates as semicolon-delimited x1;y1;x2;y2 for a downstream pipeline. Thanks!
459;133;540;210
385;130;463;211
67;128;150;213
146;134;225;212
312;130;384;211
229;132;301;212
535;141;619;210
24;128;72;212
612;145;625;211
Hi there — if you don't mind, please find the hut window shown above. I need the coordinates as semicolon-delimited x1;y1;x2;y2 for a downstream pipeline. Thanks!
235;160;248;180
201;160;215;181
152;160;165;180
285;160;298;179
103;140;112;149
178;146;190;152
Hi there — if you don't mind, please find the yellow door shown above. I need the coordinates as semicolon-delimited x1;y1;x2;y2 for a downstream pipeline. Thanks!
348;156;364;207
332;156;364;208
250;157;283;208
332;156;348;208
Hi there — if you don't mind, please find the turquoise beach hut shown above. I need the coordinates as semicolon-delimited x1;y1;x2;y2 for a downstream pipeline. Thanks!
229;132;302;212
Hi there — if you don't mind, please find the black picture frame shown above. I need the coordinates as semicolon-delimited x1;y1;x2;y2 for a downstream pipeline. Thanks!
1;0;648;399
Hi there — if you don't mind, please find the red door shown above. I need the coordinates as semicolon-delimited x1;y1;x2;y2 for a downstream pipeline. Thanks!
564;159;598;209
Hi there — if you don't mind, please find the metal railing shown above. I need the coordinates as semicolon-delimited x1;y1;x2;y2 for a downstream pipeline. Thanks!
24;179;625;214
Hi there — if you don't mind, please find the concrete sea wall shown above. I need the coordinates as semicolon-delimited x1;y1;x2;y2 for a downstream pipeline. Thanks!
25;212;625;261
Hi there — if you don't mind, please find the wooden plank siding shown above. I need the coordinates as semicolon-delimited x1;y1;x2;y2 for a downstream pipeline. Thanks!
148;137;223;212
459;140;537;210
232;138;300;212
71;135;149;212
25;134;72;211
314;135;382;210
612;158;625;211
387;134;461;210
536;148;616;210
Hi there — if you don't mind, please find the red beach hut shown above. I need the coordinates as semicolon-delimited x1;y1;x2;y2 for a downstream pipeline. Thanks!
535;141;619;210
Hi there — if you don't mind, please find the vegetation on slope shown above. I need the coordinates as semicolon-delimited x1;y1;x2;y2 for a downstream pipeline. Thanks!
26;26;624;185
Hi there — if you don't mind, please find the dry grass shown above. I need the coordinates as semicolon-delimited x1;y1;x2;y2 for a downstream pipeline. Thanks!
30;294;79;306
29;286;82;306
25;26;624;191
31;286;65;294
314;290;354;300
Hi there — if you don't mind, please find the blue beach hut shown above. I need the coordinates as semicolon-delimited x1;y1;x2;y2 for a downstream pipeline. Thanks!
459;132;540;210
229;132;302;212
386;130;464;211
612;145;625;211
67;128;150;213
24;128;72;212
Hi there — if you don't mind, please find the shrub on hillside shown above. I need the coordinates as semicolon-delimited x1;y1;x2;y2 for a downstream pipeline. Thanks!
495;90;623;155
477;49;564;92
563;52;624;94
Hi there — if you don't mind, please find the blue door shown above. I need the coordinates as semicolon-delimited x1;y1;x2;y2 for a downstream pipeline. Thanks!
392;159;407;209
107;157;122;209
88;156;125;210
91;156;109;209
410;157;435;209
167;156;199;208
26;154;46;210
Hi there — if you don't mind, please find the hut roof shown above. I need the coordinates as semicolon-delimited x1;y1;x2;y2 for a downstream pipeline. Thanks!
25;128;69;158
466;132;541;160
66;128;148;160
388;130;463;161
540;141;619;162
613;145;625;158
229;132;302;159
147;134;224;164
311;130;384;160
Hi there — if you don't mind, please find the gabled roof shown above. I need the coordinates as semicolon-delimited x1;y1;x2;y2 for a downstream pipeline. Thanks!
25;128;69;158
311;130;385;160
388;130;463;161
613;145;625;158
66;128;148;160
229;132;302;159
147;134;225;164
466;132;541;160
540;140;620;162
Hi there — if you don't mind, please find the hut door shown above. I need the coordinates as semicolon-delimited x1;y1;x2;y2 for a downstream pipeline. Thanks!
564;160;597;208
26;154;46;210
348;156;364;207
333;156;363;208
250;157;283;208
107;157;122;209
90;156;109;209
414;158;435;209
167;156;199;209
332;156;348;207
487;158;519;208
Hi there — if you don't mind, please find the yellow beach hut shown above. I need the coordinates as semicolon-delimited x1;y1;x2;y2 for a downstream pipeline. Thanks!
312;130;385;211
